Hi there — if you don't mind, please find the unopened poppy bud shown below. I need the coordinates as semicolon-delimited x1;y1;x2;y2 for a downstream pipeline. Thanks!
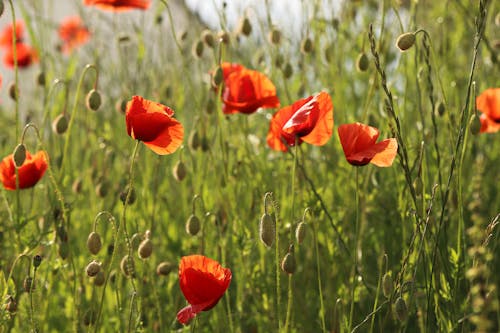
33;255;42;268
201;29;215;48
93;270;105;286
72;177;83;193
356;52;370;72
205;97;215;114
394;297;408;322
238;17;252;36
13;143;26;168
295;222;307;244
95;181;109;198
218;30;230;44
382;272;393;298
6;296;16;313
144;229;151;239
52;113;69;135
173;160;187;182
212;66;224;87
435;100;445;116
396;32;416;51
300;37;314;54
188;130;200;150
86;89;102;111
156;261;175;276
23;276;34;293
120;186;136;205
201;135;210;152
120;255;135;277
192;39;204;58
115;98;127;114
87;231;102;255
36;71;46;86
130;233;142;250
268;28;282;45
469;113;481;135
283;62;293;79
9;83;18;101
186;214;201;236
281;246;296;274
259;213;275;247
138;238;153;259
86;260;101;277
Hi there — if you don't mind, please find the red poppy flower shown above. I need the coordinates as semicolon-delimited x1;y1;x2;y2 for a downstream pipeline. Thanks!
125;95;184;155
221;62;280;114
58;16;91;54
0;21;24;48
3;43;37;68
267;91;333;152
83;0;151;11
338;122;398;167
177;255;232;325
476;88;500;133
0;150;48;190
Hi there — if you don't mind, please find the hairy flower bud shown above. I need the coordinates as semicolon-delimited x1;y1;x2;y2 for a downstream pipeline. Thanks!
86;260;101;277
87;232;102;255
238;17;252;36
172;160;187;182
259;213;275;247
356;52;370;72
86;89;102;111
13;143;26;168
156;261;175;276
186;214;201;236
52;113;69;135
396;32;416;51
138;238;153;259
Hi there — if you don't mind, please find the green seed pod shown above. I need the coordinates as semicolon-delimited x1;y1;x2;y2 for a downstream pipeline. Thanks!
156;261;175;276
120;254;135;278
435;100;445;116
138;238;153;259
23;276;34;293
382;273;393;298
95;182;109;198
356;52;370;72
87;232;102;255
238;17;252;36
281;246;296;274
86;260;101;277
86;89;102;111
413;177;423;195
33;255;42;268
469;113;481;135
188;130;200;150
192;39;204;58
9;83;18;101
396;32;416;51
172;160;187;182
201;29;215;48
72;177;83;194
36;71;46;86
394;297;408;322
295;222;307;244
300;37;314;54
13;143;26;168
130;233;142;250
120;186;136;205
83;309;96;326
268;28;282;45
52;113;69;135
212;66;224;87
115;98;127;114
186;214;201;236
93;270;105;286
218;30;230;44
283;62;293;79
259;213;275;247
205;97;216;115
201;135;210;152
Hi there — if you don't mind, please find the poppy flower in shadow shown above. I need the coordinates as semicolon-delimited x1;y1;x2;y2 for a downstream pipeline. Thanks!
125;95;184;155
0;21;24;48
221;62;280;114
476;88;500;133
3;43;37;68
338;122;398;167
0;150;48;190
177;255;232;325
84;0;151;11
58;16;91;54
267;91;333;152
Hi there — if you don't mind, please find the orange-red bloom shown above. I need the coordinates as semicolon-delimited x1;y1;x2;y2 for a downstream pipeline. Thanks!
125;95;184;155
267;91;333;152
476;88;500;133
177;255;232;325
0;21;24;48
83;0;151;11
3;43;37;68
0;150;48;190
338;122;398;167
221;62;280;114
58;16;91;54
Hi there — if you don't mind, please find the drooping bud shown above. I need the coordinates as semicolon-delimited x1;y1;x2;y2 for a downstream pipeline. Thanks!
138;238;153;259
259;213;275;247
72;177;83;193
9;83;18;101
237;17;252;36
119;186;136;205
115;98;127;114
86;260;101;277
23;276;34;293
93;270;105;286
172;160;187;182
469;113;481;135
212;66;224;87
33;255;42;269
281;245;296;274
356;52;370;72
86;89;102;111
130;233;142;250
156;261;175;276
396;32;416;51
268;28;282;45
95;181;109;198
52;113;69;135
283;62;293;79
394;297;408;322
5;296;16;313
87;232;102;255
435;100;445;116
295;222;307;244
218;30;230;44
205;97;216;114
120;255;135;278
300;37;314;54
192;39;204;58
382;273;393;298
13;143;26;168
36;71;46;86
186;214;201;236
201;29;215;48
188;130;200;150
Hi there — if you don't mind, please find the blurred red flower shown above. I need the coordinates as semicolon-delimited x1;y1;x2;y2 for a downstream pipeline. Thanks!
0;21;24;48
0;150;48;190
267;91;333;152
177;255;232;325
58;16;91;54
476;88;500;133
221;62;280;114
125;95;184;155
83;0;151;11
338;122;398;167
3;43;37;68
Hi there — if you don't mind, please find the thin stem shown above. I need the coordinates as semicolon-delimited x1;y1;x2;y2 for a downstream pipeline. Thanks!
349;167;360;332
309;208;327;333
8;0;19;141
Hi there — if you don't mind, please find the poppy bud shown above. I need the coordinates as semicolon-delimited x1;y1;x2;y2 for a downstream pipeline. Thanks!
268;28;282;45
138;238;153;259
238;17;252;36
37;71;46;86
283;62;293;79
86;89;102;111
120;186;136;205
300;37;314;54
205;97;215;115
23;276;34;293
13;143;26;168
93;270;105;286
192;39;204;58
218;30;230;44
130;233;142;250
33;255;42;268
52;113;69;135
469;113;481;135
394;297;408;322
86;260;101;277
382;272;393;298
212;66;224;87
274;53;284;68
156;261;175;276
295;222;307;244
172;160;187;182
72;177;83;193
435;100;445;116
186;214;201;236
115;98;127;114
120;254;135;277
396;32;416;51
87;231;102;255
95;181;109;198
201;29;215;48
259;213;275;247
5;296;16;313
145;229;151;239
281;245;296;274
356;52;370;72
201;135;210;152
9;83;18;101
188;130;200;150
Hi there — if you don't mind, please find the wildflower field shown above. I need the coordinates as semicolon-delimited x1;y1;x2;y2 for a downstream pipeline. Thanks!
0;0;499;332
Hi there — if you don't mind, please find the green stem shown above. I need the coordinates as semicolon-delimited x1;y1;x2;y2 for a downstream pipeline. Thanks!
312;217;327;333
349;167;360;332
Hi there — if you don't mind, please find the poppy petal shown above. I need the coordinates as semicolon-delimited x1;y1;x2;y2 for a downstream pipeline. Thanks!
142;119;184;155
369;138;398;167
476;88;500;122
301;92;334;146
479;112;500;133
